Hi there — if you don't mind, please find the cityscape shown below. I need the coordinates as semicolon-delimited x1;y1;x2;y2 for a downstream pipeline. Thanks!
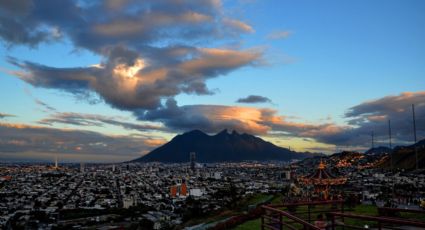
1;0;425;229
1;148;425;229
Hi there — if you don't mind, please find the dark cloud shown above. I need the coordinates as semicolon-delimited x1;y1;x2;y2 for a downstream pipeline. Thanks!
300;92;425;148
236;95;272;104
138;98;274;134
39;112;164;132
0;112;15;119
0;0;266;161
0;122;165;162
10;47;261;111
34;99;57;112
2;0;261;111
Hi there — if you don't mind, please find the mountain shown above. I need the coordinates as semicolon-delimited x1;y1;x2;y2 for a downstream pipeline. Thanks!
365;146;392;155
132;129;317;163
293;139;425;171
378;139;425;170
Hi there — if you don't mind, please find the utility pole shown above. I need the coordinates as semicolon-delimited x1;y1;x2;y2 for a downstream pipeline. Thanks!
412;104;418;170
389;120;393;171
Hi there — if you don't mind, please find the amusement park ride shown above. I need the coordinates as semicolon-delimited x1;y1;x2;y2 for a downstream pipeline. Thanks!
297;160;347;200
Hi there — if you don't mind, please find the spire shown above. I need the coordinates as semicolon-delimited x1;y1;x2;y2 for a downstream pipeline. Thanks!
318;159;326;170
54;154;58;169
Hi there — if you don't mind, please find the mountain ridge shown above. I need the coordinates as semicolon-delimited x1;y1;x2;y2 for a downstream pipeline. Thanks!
132;129;319;163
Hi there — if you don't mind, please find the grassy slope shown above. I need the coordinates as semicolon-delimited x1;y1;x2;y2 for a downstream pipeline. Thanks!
231;194;282;230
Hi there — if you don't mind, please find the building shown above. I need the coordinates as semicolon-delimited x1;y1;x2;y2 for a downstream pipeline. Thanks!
189;188;204;197
170;186;177;198
190;152;196;171
180;183;187;197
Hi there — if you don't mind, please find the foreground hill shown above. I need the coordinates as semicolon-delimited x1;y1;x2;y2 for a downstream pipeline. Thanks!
132;129;318;163
295;139;425;171
378;139;425;170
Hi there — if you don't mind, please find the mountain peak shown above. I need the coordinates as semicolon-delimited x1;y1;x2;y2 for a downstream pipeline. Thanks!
185;129;207;136
216;129;229;136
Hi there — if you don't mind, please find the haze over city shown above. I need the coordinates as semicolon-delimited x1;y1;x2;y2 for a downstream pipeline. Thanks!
0;0;424;162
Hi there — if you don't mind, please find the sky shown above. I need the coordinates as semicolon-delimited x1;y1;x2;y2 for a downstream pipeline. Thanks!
0;0;424;162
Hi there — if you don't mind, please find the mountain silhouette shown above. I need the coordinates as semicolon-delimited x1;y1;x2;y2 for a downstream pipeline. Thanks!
132;129;317;163
365;146;392;155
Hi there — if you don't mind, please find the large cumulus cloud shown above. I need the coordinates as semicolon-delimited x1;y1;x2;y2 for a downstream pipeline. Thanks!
2;0;261;111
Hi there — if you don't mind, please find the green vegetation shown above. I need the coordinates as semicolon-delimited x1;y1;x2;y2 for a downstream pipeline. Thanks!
401;211;425;222
269;194;283;205
237;194;273;210
352;204;378;216
343;205;378;228
232;218;261;230
231;194;282;230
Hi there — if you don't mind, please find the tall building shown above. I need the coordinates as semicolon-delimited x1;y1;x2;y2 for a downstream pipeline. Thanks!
54;155;58;169
180;183;188;197
80;162;84;173
170;186;177;198
283;166;291;180
190;152;196;171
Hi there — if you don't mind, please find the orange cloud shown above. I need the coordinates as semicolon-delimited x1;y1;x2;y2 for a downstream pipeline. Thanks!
144;138;167;147
180;48;260;75
222;18;254;33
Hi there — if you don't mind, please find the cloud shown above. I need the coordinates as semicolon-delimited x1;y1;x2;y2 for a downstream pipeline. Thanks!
9;46;261;111
139;92;425;150
3;1;422;154
236;95;272;104
222;18;254;33
304;92;425;148
34;99;57;112
267;30;292;40
2;0;262;111
0;0;254;51
3;91;423;157
0;0;268;159
38;112;164;132
137;98;318;135
0;112;15;119
0;122;166;162
138;98;271;134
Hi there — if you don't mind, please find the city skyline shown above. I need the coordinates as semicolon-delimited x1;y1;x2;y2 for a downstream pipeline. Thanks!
1;0;425;162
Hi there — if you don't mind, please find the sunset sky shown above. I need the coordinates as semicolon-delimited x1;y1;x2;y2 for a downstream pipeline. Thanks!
0;0;424;162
